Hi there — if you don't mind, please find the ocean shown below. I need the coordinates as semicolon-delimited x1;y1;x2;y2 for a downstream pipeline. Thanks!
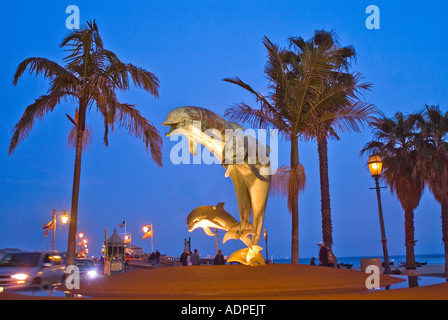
273;253;445;268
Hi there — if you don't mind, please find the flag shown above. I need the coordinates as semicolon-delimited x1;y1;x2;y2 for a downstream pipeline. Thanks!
42;221;54;237
142;229;153;239
119;220;126;228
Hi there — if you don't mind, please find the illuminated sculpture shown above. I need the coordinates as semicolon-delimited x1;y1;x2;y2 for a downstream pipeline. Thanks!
163;106;272;265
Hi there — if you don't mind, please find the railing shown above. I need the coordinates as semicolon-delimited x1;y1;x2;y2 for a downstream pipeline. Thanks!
158;256;219;266
159;256;182;267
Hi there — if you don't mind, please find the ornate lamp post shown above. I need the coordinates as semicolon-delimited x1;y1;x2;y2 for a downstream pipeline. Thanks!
367;155;391;274
51;209;69;251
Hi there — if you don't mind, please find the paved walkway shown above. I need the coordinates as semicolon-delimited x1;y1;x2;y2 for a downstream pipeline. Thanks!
60;264;407;299
1;264;447;300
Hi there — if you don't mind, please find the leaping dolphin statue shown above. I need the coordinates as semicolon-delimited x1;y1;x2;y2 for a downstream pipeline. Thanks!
186;202;257;248
163;106;271;265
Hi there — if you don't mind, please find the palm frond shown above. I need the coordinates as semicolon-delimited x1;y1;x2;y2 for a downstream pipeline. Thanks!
224;103;289;134
324;101;378;134
223;76;274;110
113;102;163;167
13;58;77;85
9;92;71;154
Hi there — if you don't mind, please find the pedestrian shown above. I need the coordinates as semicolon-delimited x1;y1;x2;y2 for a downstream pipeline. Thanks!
191;249;201;266
180;249;188;266
310;257;316;266
318;242;329;266
213;250;225;265
187;251;193;266
150;252;156;267
155;250;160;266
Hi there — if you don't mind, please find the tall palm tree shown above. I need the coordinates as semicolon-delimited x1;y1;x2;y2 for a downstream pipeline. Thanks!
224;33;356;263
10;20;162;267
362;112;424;270
288;30;376;252
414;105;448;278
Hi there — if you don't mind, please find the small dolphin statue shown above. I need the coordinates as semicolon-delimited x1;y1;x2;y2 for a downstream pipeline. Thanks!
187;202;257;249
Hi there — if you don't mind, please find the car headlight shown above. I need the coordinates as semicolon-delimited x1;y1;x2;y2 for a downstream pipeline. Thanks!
87;270;98;278
11;273;29;284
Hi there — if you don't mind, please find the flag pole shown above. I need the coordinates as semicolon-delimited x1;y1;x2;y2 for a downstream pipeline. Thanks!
151;223;154;253
52;209;56;251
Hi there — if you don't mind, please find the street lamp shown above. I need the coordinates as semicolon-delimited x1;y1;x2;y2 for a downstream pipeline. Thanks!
61;213;69;224
367;155;391;274
263;229;269;264
51;209;69;251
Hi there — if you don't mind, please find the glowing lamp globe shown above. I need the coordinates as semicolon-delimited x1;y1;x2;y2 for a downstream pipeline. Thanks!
368;155;383;177
61;212;69;224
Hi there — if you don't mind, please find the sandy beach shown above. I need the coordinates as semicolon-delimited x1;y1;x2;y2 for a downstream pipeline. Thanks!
2;263;446;300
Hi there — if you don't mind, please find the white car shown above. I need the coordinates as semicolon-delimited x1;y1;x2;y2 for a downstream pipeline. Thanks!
0;251;66;289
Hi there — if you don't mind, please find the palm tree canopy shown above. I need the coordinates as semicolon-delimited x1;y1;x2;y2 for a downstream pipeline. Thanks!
288;30;376;141
10;20;162;166
414;105;448;202
224;34;337;139
361;112;424;210
224;30;376;142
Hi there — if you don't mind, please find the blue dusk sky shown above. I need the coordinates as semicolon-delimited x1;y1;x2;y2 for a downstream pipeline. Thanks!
1;0;447;261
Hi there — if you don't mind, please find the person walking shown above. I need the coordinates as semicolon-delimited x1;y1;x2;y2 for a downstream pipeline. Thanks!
154;250;160;266
191;249;201;266
149;252;156;267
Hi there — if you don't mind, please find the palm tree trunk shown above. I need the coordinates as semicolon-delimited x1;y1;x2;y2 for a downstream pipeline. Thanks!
290;136;299;264
404;207;416;270
441;202;448;279
66;100;87;267
317;135;332;251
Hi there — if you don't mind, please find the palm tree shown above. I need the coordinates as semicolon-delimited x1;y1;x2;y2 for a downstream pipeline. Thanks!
288;30;376;252
362;112;424;270
414;105;448;278
10;20;162;267
224;33;356;263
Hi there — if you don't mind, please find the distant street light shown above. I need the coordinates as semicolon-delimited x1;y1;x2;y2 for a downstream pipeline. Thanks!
367;155;391;274
263;229;269;264
51;209;69;251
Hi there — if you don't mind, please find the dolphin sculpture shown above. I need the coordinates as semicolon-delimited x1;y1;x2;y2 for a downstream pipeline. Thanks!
187;202;256;247
163;106;271;265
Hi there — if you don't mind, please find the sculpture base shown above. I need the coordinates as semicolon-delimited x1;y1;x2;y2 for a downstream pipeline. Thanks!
227;247;265;266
